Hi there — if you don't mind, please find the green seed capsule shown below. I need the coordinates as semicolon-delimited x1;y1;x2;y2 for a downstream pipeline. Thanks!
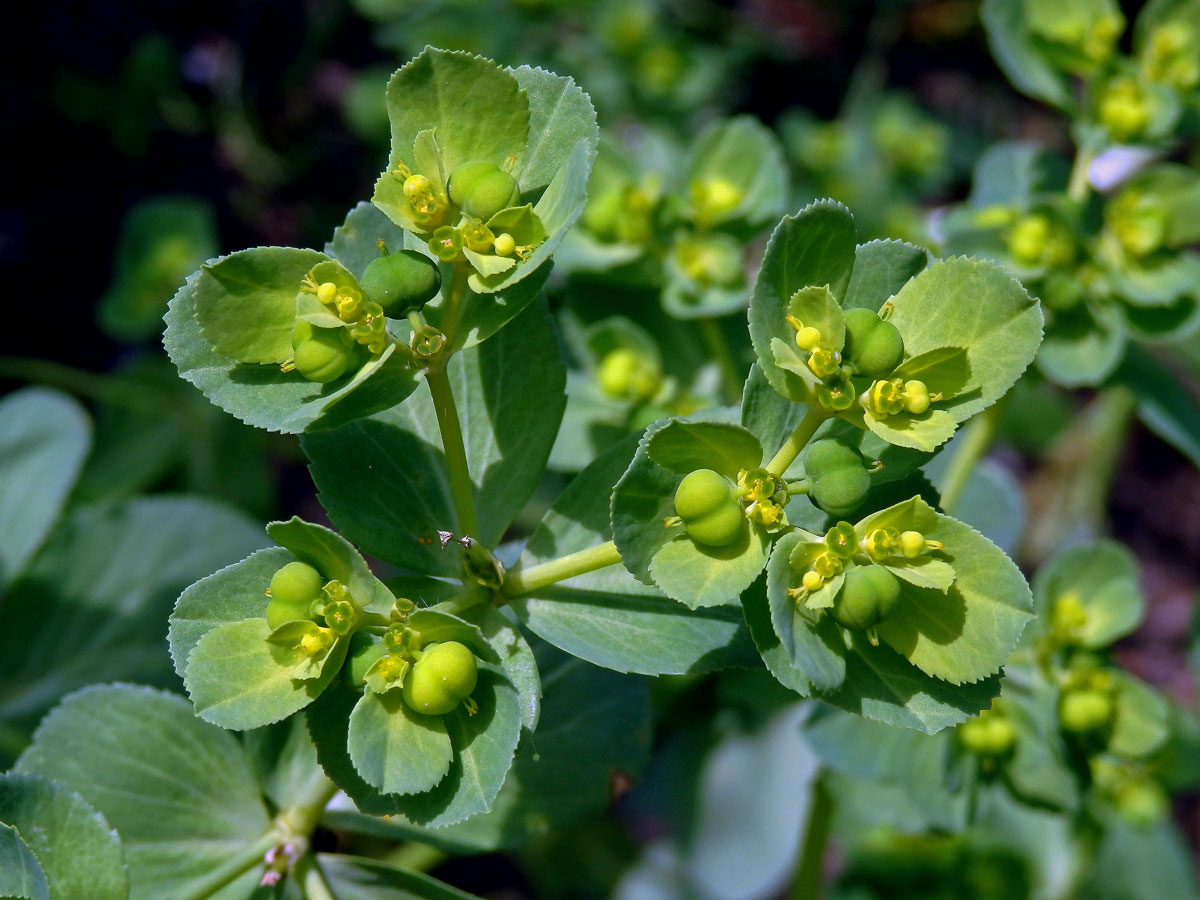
360;250;442;317
267;561;324;628
842;308;905;378
803;439;871;517
345;632;387;688
958;710;1016;757
831;565;901;631
674;468;745;547
448;160;520;222
291;320;358;384
1059;686;1114;733
402;641;479;716
596;348;660;402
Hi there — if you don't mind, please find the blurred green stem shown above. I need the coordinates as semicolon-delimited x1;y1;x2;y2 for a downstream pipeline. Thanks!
385;842;448;873
297;854;339;900
699;317;742;404
790;775;833;900
1068;146;1094;203
938;403;1003;514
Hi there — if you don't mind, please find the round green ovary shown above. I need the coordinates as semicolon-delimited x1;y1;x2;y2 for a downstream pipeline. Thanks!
267;561;324;628
345;632;386;687
449;160;520;221
804;439;871;517
674;469;744;547
842;308;904;377
402;641;479;716
832;565;901;631
292;320;357;383
361;250;441;316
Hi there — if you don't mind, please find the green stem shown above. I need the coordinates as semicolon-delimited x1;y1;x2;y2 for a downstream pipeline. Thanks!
786;478;811;496
766;407;828;478
278;773;340;837
175;830;283;900
297;854;339;900
501;541;623;597
425;364;479;540
1067;146;1095;204
938;403;1002;514
790;775;833;900
699;317;743;404
440;263;470;349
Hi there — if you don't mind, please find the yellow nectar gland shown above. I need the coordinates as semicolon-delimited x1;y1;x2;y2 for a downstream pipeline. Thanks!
812;550;843;579
785;314;823;352
864;527;899;561
299;629;332;658
336;290;364;322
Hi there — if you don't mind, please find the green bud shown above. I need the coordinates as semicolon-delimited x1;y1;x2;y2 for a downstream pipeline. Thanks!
360;250;442;316
1098;77;1150;142
958;708;1016;757
824;521;858;558
291;320;358;384
842;308;905;378
323;598;359;636
428;226;464;262
448;160;520;221
596;347;661;403
804;439;871;517
831;565;901;631
674;468;745;548
266;561;324;628
1059;685;1114;733
402;641;479;716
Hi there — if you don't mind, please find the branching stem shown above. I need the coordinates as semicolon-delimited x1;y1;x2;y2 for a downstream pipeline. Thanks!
766;407;828;478
501;541;623;598
938;402;1002;514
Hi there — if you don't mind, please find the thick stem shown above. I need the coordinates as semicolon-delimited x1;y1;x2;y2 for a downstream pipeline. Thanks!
790;776;833;900
699;317;743;405
175;830;283;900
938;403;1002;514
1067;146;1094;204
766;407;828;478
501;541;623;598
385;842;448;873
425;364;479;540
278;772;340;837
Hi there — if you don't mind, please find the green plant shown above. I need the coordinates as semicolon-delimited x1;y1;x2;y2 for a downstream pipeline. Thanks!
7;9;1200;900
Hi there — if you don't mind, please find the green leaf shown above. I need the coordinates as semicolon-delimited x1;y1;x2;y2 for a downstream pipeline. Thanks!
303;298;565;576
459;606;540;731
185;617;348;730
16;685;273;900
0;774;127;900
0;823;48;900
1109;672;1171;758
648;527;770;609
326;203;412;281
307;667;521;826
748;201;857;400
980;0;1074;109
788;284;846;350
764;532;847;692
683;116;788;235
925;451;1025;555
1081;815;1198;900
509;64;599;194
612;418;690;585
842;239;930;312
318;855;481;900
512;436;760;675
1031;540;1143;648
98;195;219;343
0;388;90;589
1038;301;1126;388
386;48;529;186
1120;345;1200;469
194;246;324;365
740;364;810;461
266;518;396;614
874;503;1034;685
646;419;763;477
1;497;265;763
347;692;454;795
165;270;421;434
887;256;1043;428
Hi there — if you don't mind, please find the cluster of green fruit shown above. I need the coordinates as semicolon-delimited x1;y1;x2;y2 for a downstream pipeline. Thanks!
266;561;477;717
